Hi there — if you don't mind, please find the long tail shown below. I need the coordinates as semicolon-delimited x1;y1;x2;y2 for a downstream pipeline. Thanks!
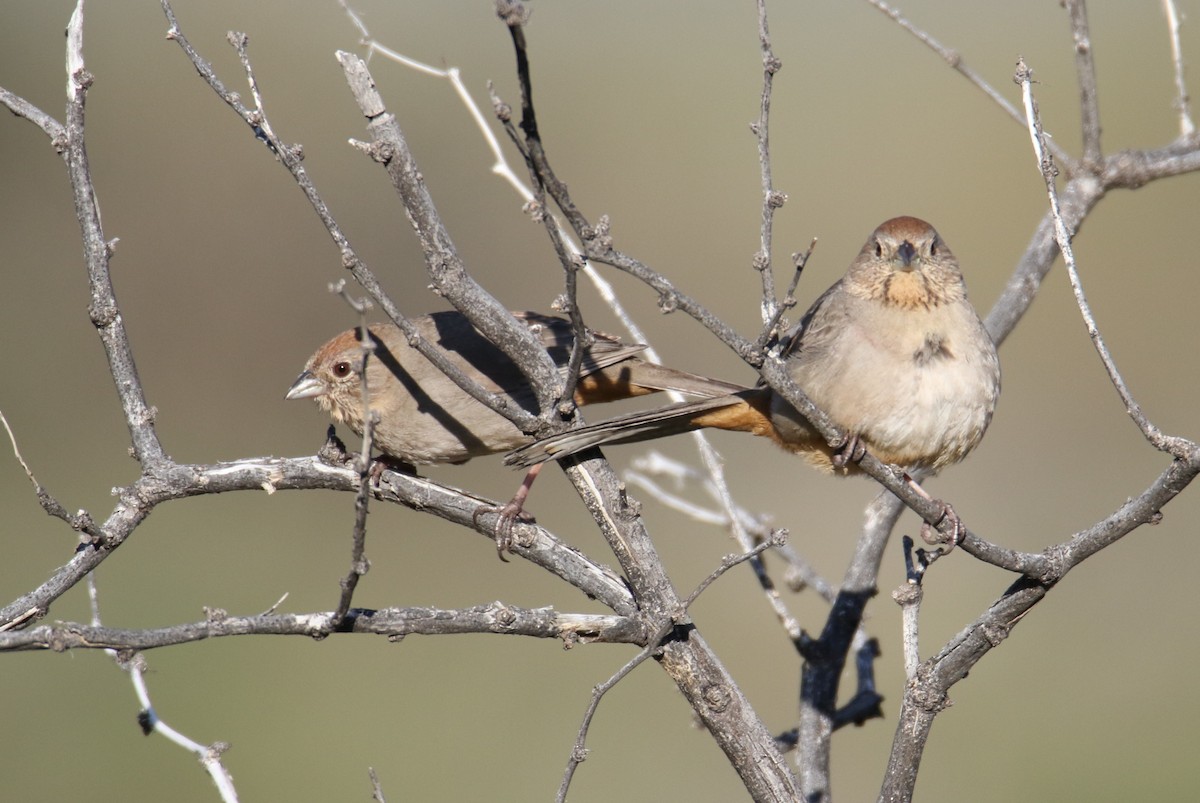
505;388;774;467
575;360;752;404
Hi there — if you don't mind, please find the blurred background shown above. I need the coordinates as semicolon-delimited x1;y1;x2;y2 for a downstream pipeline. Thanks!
2;1;1198;800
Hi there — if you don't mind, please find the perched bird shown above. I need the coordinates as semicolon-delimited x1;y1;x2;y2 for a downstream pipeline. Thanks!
506;217;1001;540
285;310;748;553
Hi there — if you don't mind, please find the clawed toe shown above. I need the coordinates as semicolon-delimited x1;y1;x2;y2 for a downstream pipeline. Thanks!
918;501;963;551
832;433;867;469
473;501;535;561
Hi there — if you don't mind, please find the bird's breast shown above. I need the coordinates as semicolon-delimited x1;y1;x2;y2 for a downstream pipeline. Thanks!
789;300;999;468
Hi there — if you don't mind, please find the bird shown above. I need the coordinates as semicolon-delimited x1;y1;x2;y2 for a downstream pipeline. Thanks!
506;217;1001;543
285;309;750;554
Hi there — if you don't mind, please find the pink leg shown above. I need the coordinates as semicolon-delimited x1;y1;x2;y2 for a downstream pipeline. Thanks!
905;473;964;550
473;464;543;561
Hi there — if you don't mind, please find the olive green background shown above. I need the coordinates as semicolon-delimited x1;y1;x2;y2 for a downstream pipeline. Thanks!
2;1;1198;801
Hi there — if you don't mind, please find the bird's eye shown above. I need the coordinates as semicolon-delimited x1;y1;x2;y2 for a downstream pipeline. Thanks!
332;361;353;378
874;241;883;258
929;239;939;256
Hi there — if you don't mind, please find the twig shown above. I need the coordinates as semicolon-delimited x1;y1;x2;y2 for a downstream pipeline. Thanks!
1015;58;1190;459
795;487;896;795
337;3;662;364
755;239;816;353
625;452;805;640
624;453;770;533
0;604;643;652
0;454;639;629
894;537;925;680
368;767;386;803
751;0;784;326
331;282;376;627
1162;0;1196;138
87;574;239;802
65;1;166;468
0;87;66;142
0;407;83;533
1063;0;1103;167
557;539;776;802
879;445;1200;800
863;0;1070;165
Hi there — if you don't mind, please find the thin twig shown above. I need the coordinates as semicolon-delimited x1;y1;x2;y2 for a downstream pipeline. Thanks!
894;537;924;680
0;87;66;142
0;406;103;539
1162;0;1196;138
337;50;562;424
752;0;784;326
331;282;376;627
755;238;816;353
863;0;1071;165
557;539;776;802
88;575;240;801
625;452;805;640
368;767;386;803
0;605;643;652
1063;0;1103;167
65;1;166;468
1016;58;1190;459
338;4;665;367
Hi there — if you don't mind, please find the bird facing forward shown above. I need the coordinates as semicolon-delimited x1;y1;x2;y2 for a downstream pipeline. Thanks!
506;217;1001;536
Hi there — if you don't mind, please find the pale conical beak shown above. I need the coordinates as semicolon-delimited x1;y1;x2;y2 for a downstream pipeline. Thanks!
285;370;325;401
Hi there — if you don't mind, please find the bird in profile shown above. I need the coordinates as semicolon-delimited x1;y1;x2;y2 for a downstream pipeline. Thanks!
286;310;747;555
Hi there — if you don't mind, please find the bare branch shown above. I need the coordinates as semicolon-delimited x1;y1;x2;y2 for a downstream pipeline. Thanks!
368;767;387;803
1063;0;1103;166
332;283;377;627
87;574;240;802
863;0;1071;164
0;454;639;629
893;538;926;680
1162;0;1196;137
557;539;775;802
751;0;784;326
0;86;66;142
0;604;642;652
1016;58;1191;458
880;449;1200;801
64;1;166;468
795;487;897;796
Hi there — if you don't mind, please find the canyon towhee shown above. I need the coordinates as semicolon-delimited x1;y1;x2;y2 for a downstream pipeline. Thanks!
506;217;1001;537
286;310;747;465
286;309;750;553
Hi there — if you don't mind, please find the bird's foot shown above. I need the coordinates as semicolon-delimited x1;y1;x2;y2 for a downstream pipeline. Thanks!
367;455;419;487
472;464;543;561
903;473;964;552
473;500;536;561
831;432;867;469
917;500;964;552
